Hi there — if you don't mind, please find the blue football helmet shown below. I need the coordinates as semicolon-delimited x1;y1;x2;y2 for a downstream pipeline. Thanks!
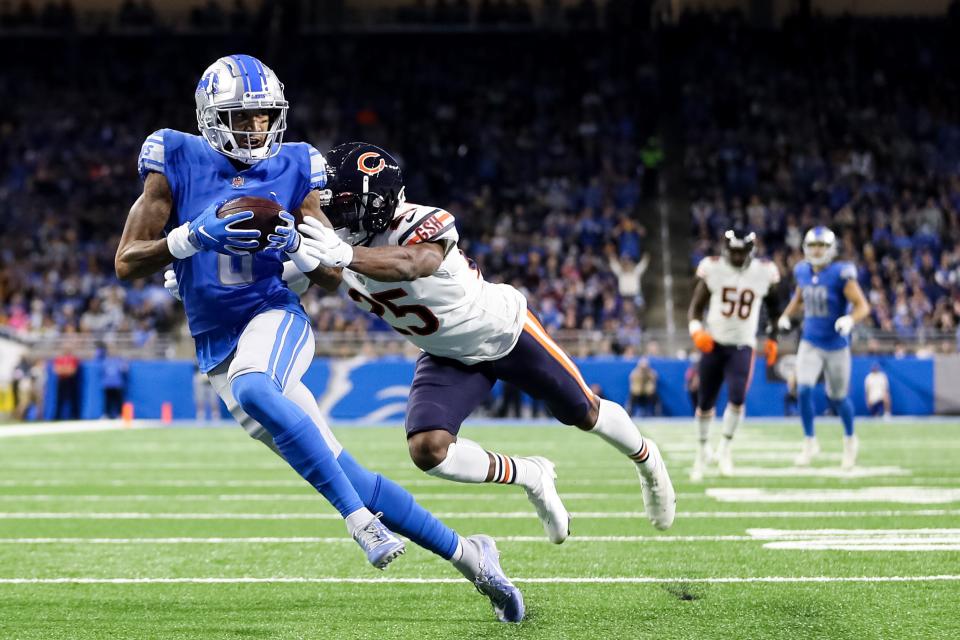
195;55;288;164
803;226;837;267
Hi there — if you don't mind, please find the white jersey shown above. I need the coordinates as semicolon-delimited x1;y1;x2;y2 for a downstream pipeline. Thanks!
339;202;527;364
696;256;780;348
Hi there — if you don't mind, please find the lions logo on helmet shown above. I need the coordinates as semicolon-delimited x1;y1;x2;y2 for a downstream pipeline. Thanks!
802;226;837;267
722;227;756;270
322;142;405;246
195;54;288;165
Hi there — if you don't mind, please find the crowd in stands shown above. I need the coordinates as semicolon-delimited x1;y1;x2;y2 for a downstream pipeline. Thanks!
682;13;960;347
0;29;654;348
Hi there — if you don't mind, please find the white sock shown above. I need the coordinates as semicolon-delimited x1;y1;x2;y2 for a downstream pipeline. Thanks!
450;535;481;579
427;438;541;489
696;412;713;446
425;438;488;483
590;398;648;463
344;507;376;536
721;406;744;440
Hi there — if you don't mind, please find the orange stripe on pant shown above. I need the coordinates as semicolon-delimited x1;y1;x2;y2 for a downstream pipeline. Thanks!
523;311;594;400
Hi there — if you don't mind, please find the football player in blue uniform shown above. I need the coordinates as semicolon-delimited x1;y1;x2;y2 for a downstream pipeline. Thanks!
115;55;523;622
777;227;870;469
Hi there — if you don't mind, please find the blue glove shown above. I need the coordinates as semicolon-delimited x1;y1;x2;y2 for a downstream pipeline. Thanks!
186;201;261;256
266;211;300;253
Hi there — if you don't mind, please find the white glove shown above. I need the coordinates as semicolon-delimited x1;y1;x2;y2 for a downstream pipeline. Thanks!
297;216;354;269
777;315;793;332
163;269;181;301
834;314;855;336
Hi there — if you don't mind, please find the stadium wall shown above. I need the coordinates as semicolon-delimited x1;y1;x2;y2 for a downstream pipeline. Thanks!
41;355;943;421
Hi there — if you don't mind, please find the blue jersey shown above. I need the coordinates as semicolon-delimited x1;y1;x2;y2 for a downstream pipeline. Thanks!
794;260;857;351
138;129;327;372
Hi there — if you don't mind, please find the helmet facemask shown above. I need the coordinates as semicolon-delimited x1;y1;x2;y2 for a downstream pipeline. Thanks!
324;180;404;247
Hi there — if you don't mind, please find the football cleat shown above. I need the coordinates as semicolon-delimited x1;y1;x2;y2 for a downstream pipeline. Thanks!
352;512;406;570
635;440;677;530
468;535;525;623
522;456;570;544
794;437;821;467
717;441;734;477
841;435;859;471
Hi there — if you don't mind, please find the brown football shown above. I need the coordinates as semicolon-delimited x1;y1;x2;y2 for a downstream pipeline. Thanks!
217;196;301;251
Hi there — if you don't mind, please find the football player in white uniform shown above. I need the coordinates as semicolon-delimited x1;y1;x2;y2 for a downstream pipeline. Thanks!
687;228;781;479
279;142;675;539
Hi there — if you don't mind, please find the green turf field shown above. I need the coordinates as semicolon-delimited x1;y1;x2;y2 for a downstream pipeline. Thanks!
0;420;958;639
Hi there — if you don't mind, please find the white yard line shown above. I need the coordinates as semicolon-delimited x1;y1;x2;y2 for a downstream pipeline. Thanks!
0;509;956;520
707;487;960;504
0;421;161;438
693;466;909;478
0;575;958;585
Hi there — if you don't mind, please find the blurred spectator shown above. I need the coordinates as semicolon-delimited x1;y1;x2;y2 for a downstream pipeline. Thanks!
864;363;891;418
52;347;79;419
497;383;522;419
97;344;127;419
193;367;220;421
12;356;43;420
627;357;659;417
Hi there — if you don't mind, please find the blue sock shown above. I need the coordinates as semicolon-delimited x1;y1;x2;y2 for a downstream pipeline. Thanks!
830;397;855;437
337;450;460;560
232;372;364;518
798;385;816;438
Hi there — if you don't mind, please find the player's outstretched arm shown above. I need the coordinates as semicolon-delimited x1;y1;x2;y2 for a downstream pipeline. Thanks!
115;173;175;281
295;215;445;282
348;242;445;282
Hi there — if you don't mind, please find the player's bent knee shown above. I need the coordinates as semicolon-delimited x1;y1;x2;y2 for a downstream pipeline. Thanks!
574;395;601;431
230;372;280;417
407;430;456;471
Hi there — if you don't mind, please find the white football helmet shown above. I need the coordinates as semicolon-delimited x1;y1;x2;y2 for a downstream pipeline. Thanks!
802;226;837;266
195;55;288;164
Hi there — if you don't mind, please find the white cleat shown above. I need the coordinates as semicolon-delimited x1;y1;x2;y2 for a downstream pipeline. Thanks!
841;435;859;471
717;442;734;477
794;437;821;467
689;445;713;482
522;456;570;544
635;440;676;530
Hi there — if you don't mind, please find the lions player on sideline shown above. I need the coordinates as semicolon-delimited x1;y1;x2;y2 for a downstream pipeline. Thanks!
117;56;524;622
777;226;871;470
269;142;676;538
687;228;781;480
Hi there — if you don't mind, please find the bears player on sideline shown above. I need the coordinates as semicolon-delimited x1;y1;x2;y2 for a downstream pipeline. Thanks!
777;226;871;470
117;56;524;623
687;228;781;480
267;142;676;538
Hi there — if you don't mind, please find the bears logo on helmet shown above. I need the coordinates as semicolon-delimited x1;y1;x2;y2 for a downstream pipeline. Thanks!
322;142;405;246
357;152;387;176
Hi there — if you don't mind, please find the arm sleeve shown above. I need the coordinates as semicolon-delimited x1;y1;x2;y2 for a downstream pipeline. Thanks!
306;144;328;191
396;208;460;255
137;130;167;181
839;262;858;281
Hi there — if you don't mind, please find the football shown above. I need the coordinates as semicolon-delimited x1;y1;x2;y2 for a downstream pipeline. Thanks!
217;196;300;251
